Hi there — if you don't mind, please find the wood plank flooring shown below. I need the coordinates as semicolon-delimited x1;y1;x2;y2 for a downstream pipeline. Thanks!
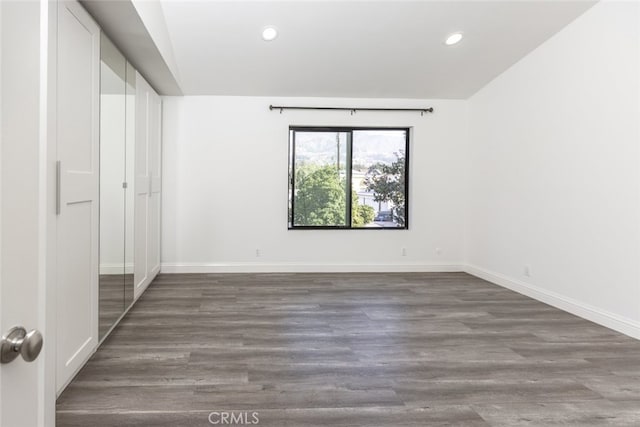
98;274;132;339
57;273;640;426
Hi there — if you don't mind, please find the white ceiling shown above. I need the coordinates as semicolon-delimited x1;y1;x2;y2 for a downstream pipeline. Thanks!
161;0;596;99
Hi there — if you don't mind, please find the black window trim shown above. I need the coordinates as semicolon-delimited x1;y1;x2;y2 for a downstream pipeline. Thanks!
288;126;410;230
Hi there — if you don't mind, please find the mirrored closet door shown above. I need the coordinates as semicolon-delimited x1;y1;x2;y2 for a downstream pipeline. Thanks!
99;34;135;340
125;60;136;306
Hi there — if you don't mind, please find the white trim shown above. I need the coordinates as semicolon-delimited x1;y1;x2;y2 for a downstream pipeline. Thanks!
38;0;52;424
464;264;640;340
0;1;4;420
160;262;464;274
43;0;58;423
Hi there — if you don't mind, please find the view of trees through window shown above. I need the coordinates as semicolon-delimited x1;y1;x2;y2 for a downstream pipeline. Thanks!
288;128;409;229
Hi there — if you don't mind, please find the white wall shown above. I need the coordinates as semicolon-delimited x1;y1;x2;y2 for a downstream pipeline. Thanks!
466;1;640;337
162;96;468;272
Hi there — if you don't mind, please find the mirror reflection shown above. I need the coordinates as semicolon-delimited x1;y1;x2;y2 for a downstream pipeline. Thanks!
99;34;133;340
124;61;136;306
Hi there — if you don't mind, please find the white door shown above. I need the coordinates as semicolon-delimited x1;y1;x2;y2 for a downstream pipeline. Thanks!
148;91;162;278
134;74;150;297
56;0;100;393
134;75;161;299
1;1;55;426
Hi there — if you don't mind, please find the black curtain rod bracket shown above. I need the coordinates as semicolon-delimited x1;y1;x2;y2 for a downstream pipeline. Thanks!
269;105;434;116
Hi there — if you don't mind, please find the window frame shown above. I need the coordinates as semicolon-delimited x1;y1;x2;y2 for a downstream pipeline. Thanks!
288;126;410;230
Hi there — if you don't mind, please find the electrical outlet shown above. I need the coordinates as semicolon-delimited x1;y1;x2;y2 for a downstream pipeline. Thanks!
256;249;261;257
401;247;407;256
435;247;442;255
524;265;531;277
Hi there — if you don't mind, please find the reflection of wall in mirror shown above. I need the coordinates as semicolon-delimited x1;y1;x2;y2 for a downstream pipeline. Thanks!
99;94;126;275
125;89;136;274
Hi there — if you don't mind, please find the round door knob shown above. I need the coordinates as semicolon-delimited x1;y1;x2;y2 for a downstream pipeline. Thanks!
1;326;44;364
20;329;43;362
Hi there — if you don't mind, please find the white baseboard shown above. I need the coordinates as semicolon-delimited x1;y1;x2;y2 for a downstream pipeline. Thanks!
464;264;640;340
160;262;464;274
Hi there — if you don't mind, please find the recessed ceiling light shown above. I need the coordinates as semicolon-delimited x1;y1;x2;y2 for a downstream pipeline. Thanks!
445;32;463;46
262;26;278;41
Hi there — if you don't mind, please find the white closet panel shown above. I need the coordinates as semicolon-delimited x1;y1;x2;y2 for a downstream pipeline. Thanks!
148;89;162;278
56;0;100;393
134;75;149;294
134;72;162;299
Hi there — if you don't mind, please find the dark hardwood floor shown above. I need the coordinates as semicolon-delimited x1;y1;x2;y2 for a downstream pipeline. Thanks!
57;273;640;426
98;274;128;339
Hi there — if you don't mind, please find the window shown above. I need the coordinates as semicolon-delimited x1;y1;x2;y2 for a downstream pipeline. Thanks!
288;127;409;229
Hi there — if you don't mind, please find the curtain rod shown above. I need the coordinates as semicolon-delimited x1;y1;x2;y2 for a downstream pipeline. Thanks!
269;105;434;116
